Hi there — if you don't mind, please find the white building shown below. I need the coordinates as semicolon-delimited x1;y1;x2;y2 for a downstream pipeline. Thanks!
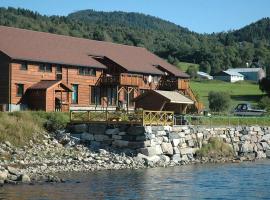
197;71;213;80
226;68;266;82
214;71;244;83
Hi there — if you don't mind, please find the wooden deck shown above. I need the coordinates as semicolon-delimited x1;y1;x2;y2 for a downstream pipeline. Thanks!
70;110;174;126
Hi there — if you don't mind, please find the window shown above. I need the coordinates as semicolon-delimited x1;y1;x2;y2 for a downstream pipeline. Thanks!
39;63;52;72
72;84;78;104
91;86;101;105
56;65;62;73
16;84;24;97
20;62;28;70
107;87;117;106
78;67;96;76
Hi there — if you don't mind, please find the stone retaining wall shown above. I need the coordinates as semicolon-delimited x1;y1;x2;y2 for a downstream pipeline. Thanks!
70;124;270;163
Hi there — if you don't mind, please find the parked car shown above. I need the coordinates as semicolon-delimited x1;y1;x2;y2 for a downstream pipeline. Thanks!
234;103;266;116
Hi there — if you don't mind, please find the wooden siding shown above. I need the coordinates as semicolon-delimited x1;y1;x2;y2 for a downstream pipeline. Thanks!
10;62;102;107
0;53;11;104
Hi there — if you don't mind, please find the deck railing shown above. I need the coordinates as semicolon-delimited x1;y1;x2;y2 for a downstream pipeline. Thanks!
70;110;174;126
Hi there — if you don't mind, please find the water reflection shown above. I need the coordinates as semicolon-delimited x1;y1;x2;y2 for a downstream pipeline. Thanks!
1;161;270;200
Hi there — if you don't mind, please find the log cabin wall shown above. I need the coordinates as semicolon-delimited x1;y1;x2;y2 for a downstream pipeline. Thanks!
9;61;103;109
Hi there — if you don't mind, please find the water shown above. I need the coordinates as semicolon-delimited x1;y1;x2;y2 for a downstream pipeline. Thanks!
1;161;270;200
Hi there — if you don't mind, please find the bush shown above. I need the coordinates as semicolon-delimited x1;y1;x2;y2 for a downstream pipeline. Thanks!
196;137;234;159
208;91;231;112
258;96;270;112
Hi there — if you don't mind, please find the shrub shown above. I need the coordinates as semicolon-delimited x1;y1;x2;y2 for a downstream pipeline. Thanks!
196;137;234;159
258;96;270;112
208;91;231;112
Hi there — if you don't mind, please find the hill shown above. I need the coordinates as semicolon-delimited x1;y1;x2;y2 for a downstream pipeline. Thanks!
0;7;269;75
190;80;264;109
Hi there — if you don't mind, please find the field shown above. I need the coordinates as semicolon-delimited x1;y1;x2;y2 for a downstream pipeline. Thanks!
190;80;265;110
176;62;199;72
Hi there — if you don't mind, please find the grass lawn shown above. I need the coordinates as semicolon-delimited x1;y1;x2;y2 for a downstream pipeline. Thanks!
190;80;265;110
176;62;199;72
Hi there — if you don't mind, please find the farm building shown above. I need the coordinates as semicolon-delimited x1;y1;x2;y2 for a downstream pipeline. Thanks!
214;71;244;83
197;71;213;80
226;68;266;82
0;26;203;113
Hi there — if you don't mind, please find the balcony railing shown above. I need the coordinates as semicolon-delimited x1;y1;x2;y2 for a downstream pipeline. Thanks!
101;73;144;86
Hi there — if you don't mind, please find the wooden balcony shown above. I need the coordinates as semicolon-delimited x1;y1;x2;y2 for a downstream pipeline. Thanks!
178;79;189;90
101;73;144;86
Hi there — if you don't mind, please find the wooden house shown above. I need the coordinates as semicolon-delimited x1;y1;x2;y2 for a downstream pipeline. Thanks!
0;26;203;112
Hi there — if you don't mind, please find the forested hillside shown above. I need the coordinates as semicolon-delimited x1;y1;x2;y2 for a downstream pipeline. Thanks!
0;7;270;75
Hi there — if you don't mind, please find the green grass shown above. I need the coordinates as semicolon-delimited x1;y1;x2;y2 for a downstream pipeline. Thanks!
196;137;234;159
186;115;270;126
176;62;199;72
190;80;265;110
0;111;69;146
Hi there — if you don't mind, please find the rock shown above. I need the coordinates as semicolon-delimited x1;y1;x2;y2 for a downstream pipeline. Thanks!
179;148;194;155
94;134;110;142
262;134;270;141
172;139;180;147
173;147;180;154
167;132;180;140
265;150;270;158
256;151;266;159
144;126;152;134
172;154;181;163
17;174;31;183
112;140;129;148
7;166;21;176
4;141;12;147
156;131;166;136
260;142;270;151
72;124;88;133
81;133;94;141
239;142;253;153
105;128;119;135
0;171;8;181
112;135;122;140
127;126;145;136
161;143;173;155
139;145;162;156
159;155;170;163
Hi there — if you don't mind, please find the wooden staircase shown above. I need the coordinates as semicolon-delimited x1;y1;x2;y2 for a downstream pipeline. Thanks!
182;86;204;114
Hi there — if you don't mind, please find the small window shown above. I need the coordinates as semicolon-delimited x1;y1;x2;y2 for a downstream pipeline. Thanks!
72;84;79;104
20;62;28;70
56;65;62;73
39;63;52;72
78;67;96;76
16;84;24;97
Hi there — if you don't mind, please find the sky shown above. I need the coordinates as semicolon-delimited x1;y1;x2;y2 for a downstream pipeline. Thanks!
0;0;269;33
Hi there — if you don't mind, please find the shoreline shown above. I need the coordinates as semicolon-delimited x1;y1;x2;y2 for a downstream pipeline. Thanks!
0;134;265;186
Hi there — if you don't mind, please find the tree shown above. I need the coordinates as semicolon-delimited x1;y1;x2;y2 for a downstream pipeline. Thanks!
199;61;211;74
259;77;270;96
186;65;198;79
208;91;231;112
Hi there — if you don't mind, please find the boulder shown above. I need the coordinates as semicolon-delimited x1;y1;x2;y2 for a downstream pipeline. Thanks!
260;142;270;151
262;134;270;141
179;147;194;155
173;147;180;154
81;133;94;141
0;171;8;181
172;154;181;163
139;145;162;156
7;166;21;176
105;128;119;135
17;174;31;183
72;124;88;133
94;134;110;142
88;124;106;135
112;135;122;140
239;142;253;153
172;139;180;147
168;132;180;140
161;143;173;155
156;131;166;136
112;140;129;148
256;151;266;159
127;126;145;136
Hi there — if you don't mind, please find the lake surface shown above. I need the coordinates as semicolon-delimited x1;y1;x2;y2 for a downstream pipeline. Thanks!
1;161;270;200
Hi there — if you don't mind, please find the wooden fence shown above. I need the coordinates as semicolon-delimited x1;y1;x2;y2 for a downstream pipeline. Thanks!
70;110;174;126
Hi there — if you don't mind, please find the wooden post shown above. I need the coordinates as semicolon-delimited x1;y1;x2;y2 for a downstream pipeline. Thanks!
88;110;90;121
127;87;129;114
60;91;63;112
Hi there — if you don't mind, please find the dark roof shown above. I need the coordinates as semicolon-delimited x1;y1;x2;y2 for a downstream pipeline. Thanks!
0;26;188;78
28;80;72;91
